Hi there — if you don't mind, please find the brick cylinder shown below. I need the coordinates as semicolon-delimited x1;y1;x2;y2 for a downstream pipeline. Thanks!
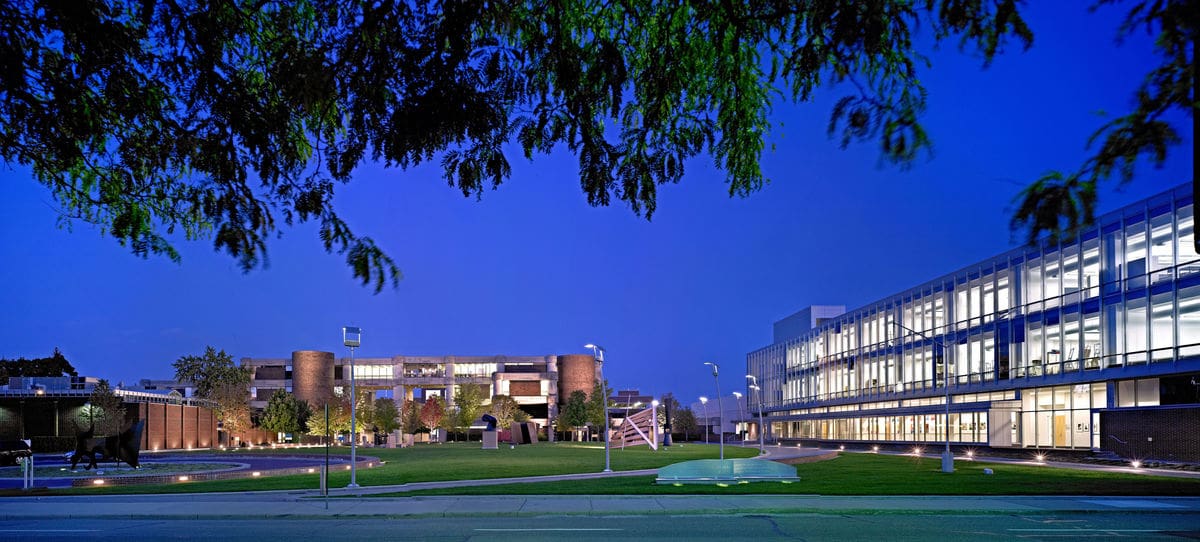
557;354;597;406
291;350;334;407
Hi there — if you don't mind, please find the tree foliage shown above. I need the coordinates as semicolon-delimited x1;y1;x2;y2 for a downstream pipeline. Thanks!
585;380;613;428
260;391;312;435
560;390;589;431
306;397;351;437
488;394;529;429
173;346;252;432
673;407;698;441
0;348;78;384
372;397;400;435
419;395;445;434
1011;1;1196;244
82;378;126;436
14;0;1166;289
401;398;425;435
452;383;487;433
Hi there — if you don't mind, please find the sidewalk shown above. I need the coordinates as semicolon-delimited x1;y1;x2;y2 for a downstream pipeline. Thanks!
1;493;1197;519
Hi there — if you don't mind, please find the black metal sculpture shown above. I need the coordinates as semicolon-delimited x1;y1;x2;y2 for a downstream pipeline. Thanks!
70;420;144;470
481;413;497;431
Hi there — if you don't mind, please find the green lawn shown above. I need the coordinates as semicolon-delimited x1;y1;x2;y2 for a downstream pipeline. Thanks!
397;452;1200;497
51;442;757;495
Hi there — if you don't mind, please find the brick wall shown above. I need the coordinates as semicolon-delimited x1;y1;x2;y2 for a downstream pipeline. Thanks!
1100;406;1200;461
136;402;220;451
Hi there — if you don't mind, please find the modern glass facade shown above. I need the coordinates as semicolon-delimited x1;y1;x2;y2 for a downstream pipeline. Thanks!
747;184;1200;452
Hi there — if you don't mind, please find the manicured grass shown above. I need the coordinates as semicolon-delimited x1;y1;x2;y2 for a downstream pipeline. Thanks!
398;452;1200;497
55;442;757;495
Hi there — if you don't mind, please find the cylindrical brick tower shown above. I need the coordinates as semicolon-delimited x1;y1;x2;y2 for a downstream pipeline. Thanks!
291;350;334;407
557;354;597;405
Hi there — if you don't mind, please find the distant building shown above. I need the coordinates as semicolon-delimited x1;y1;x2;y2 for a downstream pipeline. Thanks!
241;352;601;431
0;376;230;451
746;183;1200;461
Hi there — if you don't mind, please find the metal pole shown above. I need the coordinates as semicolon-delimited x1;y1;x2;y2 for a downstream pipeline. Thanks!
348;345;358;488
324;402;329;506
755;386;765;454
587;344;611;473
715;380;724;460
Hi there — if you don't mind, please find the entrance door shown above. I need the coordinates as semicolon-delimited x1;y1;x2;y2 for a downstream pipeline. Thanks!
1053;413;1068;447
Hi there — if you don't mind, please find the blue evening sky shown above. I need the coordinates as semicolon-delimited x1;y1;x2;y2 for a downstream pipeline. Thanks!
0;3;1192;405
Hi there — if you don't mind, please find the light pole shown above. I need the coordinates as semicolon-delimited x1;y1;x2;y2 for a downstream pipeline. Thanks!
585;343;611;473
703;362;724;460
732;391;745;444
651;399;660;449
748;382;765;455
893;321;954;473
342;326;362;488
699;396;709;444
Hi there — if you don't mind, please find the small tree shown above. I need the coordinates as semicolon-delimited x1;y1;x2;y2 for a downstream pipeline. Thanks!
372;398;401;437
306;399;351;441
261;391;312;437
489;394;522;429
83;379;126;436
674;407;698;441
173;346;252;434
585;380;611;429
420;396;445;436
401;399;424;435
453;383;487;439
443;405;461;441
560;390;589;441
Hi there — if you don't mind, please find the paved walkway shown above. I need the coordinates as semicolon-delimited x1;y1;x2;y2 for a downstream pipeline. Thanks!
1;493;1197;519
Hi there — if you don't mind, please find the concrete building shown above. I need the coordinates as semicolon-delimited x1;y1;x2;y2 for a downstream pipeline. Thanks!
746;183;1200;461
241;352;600;431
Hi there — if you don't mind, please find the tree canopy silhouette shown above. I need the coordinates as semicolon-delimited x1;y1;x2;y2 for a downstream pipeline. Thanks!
1;1;1190;290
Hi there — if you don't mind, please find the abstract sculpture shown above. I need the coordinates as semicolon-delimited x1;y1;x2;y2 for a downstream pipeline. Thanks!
70;420;144;470
481;413;498;431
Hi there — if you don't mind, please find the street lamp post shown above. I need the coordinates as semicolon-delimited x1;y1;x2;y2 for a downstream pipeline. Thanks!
585;343;611;473
651;399;660;449
699;396;709;444
703;362;724;460
748;383;765;455
732;391;745;444
893;321;954;473
342;326;362;488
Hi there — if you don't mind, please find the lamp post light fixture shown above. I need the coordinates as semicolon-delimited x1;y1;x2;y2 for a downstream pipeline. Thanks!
584;343;611;473
699;396;709;444
748;383;765;455
651;399;660;449
703;362;724;460
892;321;954;474
732;391;745;444
342;326;362;488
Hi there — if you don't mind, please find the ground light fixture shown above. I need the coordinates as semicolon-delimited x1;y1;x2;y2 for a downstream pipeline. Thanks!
703;362;724;460
343;326;362;488
1132;460;1142;469
585;343;611;473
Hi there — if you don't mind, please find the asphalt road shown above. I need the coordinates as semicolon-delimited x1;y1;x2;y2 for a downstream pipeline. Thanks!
1;513;1197;541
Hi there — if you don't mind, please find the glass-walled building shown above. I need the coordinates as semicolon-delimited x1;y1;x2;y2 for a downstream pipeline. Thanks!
746;184;1200;461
